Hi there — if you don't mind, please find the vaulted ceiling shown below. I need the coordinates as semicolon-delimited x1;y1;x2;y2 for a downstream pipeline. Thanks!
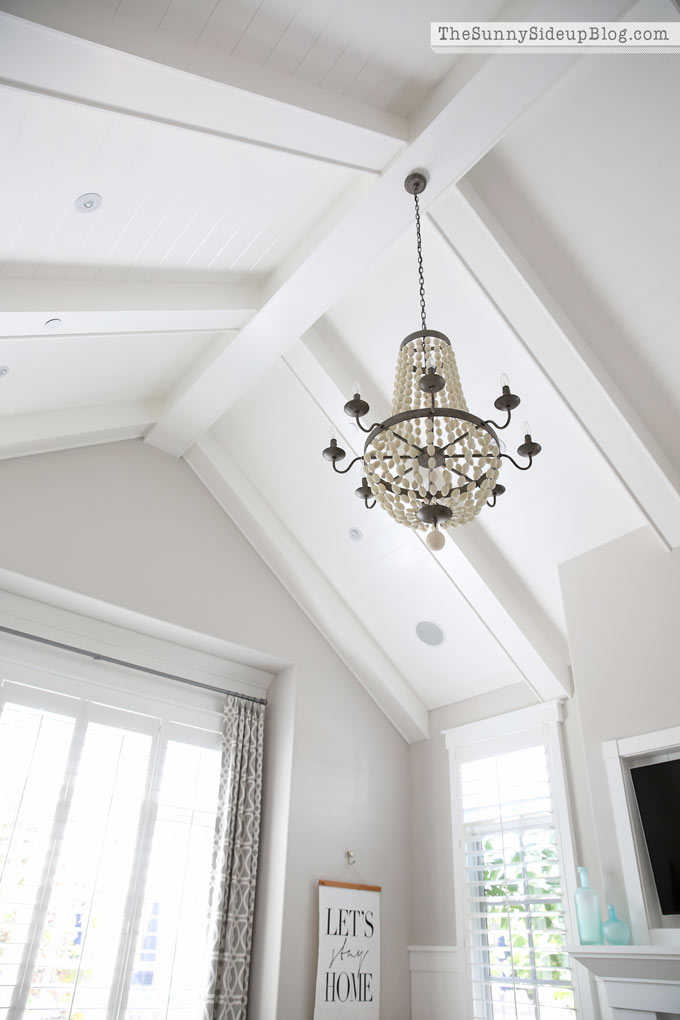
1;0;678;741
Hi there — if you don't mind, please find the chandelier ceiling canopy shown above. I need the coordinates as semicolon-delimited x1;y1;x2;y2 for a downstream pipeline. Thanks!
322;171;541;552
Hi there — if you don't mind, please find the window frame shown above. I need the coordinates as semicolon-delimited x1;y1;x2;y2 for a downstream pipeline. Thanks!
603;724;680;946
444;701;596;1020
0;646;226;1019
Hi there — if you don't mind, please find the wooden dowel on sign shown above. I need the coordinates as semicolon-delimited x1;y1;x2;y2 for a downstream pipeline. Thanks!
319;880;381;892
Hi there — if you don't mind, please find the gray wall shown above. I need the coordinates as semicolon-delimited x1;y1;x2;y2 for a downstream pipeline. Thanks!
0;439;411;1020
559;525;680;923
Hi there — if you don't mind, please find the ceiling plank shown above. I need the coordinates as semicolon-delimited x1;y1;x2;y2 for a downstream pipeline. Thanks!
0;401;159;460
143;0;636;458
284;337;572;702
0;280;259;338
433;183;680;551
0;11;404;173
185;434;429;743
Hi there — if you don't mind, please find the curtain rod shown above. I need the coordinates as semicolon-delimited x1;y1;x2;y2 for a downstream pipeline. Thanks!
0;624;268;706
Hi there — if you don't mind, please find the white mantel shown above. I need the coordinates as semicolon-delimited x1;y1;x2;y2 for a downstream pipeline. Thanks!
569;945;680;1019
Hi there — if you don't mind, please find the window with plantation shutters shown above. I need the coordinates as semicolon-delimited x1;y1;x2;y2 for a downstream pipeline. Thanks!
460;745;575;1019
0;669;223;1020
446;704;592;1020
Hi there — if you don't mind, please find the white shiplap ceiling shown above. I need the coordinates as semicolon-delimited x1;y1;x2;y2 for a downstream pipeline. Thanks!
0;0;677;741
0;0;516;117
0;86;363;283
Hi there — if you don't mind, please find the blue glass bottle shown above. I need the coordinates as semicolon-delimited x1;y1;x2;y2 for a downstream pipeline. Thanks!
603;905;630;945
574;866;603;945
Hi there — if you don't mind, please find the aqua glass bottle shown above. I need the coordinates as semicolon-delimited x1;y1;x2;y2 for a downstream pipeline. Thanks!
574;866;603;945
603;905;630;945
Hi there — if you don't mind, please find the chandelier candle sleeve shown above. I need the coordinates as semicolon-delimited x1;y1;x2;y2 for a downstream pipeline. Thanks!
320;171;541;550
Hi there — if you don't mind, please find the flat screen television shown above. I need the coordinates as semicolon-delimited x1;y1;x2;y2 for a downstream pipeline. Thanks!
630;758;680;915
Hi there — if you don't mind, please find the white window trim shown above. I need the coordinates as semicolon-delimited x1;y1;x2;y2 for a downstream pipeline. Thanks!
444;701;598;1020
0;588;272;728
602;724;680;947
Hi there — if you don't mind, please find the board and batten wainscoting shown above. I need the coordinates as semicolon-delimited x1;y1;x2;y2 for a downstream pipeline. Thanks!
408;945;458;1020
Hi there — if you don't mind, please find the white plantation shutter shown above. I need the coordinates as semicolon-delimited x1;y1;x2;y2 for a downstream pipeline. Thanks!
459;744;576;1020
0;673;222;1020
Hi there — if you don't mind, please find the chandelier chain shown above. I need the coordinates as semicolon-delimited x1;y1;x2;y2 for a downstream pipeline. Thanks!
413;190;427;332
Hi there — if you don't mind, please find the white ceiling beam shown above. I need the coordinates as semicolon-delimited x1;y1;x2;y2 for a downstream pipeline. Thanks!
433;184;680;551
285;338;571;702
0;11;404;173
185;434;429;743
0;279;259;338
0;401;159;460
144;0;635;458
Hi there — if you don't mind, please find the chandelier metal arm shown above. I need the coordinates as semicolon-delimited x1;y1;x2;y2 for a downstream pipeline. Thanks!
331;455;364;475
355;418;396;436
499;452;534;471
482;407;513;431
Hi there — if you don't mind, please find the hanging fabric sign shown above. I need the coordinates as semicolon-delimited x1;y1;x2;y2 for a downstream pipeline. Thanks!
313;880;381;1018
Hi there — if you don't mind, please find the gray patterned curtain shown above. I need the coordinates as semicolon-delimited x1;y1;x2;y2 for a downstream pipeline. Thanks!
202;695;265;1020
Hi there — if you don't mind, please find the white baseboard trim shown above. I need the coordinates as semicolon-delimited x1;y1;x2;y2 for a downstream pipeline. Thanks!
408;946;459;1020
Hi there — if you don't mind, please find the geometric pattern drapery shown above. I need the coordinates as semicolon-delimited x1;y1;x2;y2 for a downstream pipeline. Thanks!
201;695;265;1020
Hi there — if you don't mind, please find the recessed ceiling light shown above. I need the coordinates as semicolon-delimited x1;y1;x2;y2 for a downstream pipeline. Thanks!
75;192;103;213
348;527;363;542
44;318;62;330
0;366;9;378
416;620;445;646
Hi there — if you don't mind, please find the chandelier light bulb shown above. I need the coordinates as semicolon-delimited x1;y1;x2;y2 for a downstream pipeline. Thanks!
320;169;541;536
522;421;532;436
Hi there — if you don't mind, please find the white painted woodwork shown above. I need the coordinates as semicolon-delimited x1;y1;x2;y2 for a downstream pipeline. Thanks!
464;14;680;474
145;0;637;456
0;12;405;172
432;183;680;550
569;946;680;1019
0;0;505;119
0;280;259;338
0;402;159;460
0;83;364;283
184;434;429;743
603;726;680;946
445;702;599;1020
0;0;666;738
0;588;274;698
0;332;214;416
409;946;458;1020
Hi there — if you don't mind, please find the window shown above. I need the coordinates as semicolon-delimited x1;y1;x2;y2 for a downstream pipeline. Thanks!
461;745;574;1019
0;667;222;1020
445;703;591;1020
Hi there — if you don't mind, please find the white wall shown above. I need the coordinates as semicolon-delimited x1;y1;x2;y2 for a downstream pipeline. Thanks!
0;439;411;1020
407;524;680;968
559;525;680;924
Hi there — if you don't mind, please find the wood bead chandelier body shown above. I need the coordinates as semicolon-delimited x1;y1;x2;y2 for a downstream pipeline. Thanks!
322;172;541;552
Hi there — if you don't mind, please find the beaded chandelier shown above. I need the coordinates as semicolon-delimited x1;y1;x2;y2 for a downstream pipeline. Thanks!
322;171;541;552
